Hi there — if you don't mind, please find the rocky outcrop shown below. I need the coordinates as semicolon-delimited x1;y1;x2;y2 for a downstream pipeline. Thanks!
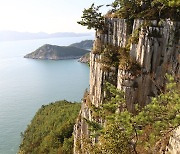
78;53;90;63
74;18;180;153
166;127;180;154
118;19;180;111
24;44;90;60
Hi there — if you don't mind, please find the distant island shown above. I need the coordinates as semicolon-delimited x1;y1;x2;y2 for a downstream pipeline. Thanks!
24;40;93;60
24;44;90;60
0;31;93;42
69;40;93;50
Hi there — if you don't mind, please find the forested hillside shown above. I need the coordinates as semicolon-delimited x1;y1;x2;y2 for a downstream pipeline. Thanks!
19;101;80;154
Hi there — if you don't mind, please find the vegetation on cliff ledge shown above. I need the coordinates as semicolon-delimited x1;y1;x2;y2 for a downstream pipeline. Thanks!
80;75;180;153
19;100;80;154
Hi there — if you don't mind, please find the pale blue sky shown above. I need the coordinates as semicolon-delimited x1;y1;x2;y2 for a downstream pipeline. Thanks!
0;0;113;33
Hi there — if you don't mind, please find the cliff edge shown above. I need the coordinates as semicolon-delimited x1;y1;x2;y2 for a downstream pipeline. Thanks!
74;18;180;154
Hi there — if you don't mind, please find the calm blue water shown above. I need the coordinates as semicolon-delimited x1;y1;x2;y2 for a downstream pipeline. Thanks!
0;36;93;154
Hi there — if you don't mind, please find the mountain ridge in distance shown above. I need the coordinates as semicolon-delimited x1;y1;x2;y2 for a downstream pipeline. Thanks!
69;40;93;50
0;31;94;41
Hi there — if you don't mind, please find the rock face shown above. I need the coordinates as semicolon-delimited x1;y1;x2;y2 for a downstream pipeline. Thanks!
166;127;180;154
119;19;180;111
78;53;90;63
74;18;180;153
24;44;90;60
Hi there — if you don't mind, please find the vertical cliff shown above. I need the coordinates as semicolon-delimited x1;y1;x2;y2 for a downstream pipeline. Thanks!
74;18;180;153
118;19;179;111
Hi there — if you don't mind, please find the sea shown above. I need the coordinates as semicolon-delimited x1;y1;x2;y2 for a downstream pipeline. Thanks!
0;35;93;154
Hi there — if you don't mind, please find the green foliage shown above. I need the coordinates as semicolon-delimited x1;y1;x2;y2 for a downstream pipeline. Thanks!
78;0;180;30
152;0;180;8
100;44;120;70
62;136;74;154
19;100;81;154
103;82;126;114
128;27;141;44
153;0;180;20
99;44;141;75
112;0;180;20
118;47;141;75
77;3;105;30
84;118;102;132
112;0;141;19
92;38;103;54
83;75;180;153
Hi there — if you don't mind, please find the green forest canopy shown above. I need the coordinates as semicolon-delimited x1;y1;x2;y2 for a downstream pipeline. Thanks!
19;100;81;154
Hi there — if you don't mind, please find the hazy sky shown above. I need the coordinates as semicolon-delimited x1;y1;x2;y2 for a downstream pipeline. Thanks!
0;0;113;33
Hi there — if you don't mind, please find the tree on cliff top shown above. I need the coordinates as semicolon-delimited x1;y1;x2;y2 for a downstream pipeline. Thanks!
77;3;105;31
77;0;180;28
